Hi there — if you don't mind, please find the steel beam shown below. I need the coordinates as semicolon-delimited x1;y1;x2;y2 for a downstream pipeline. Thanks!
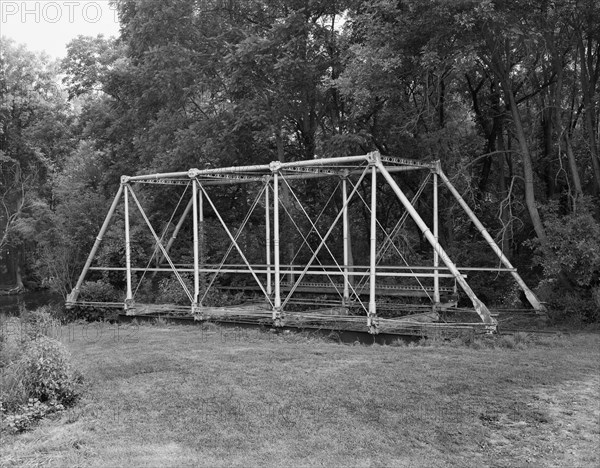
273;170;281;319
87;266;462;277
124;184;133;308
192;180;200;309
433;172;440;305
265;179;272;296
125;154;431;183
342;174;349;306
199;188;205;263
368;165;377;332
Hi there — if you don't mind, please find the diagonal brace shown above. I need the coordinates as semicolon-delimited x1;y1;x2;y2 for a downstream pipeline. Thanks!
127;185;194;303
198;182;273;307
282;167;370;309
376;159;496;326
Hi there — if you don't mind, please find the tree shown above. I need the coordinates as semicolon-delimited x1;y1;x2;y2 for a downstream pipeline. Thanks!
573;1;600;194
0;39;74;287
61;35;123;99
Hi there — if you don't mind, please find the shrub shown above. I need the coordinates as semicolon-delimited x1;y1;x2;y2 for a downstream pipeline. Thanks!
530;198;600;323
64;304;118;323
63;280;122;322
156;274;245;307
0;309;83;433
157;274;194;305
18;336;82;405
535;198;600;288
79;280;120;302
133;276;157;303
536;280;600;324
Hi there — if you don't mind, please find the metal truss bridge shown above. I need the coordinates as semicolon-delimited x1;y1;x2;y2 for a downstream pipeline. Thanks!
66;152;545;335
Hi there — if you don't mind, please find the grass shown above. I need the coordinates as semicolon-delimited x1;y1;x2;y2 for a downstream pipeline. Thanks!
1;322;599;467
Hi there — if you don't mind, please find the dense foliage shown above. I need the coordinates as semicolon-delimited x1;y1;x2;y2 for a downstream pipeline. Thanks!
1;0;598;321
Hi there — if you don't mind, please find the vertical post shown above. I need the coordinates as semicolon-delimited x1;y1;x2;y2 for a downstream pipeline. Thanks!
124;184;133;308
433;171;440;305
199;187;204;263
192;179;200;308
342;173;350;306
273;168;282;321
368;165;377;332
265;178;272;296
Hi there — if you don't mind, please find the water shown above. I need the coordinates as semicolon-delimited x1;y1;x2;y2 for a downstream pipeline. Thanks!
0;291;64;316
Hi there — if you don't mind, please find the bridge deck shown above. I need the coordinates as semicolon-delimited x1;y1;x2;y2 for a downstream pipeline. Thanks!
117;302;492;336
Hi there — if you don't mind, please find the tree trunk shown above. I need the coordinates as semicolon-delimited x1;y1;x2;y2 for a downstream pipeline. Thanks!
504;85;547;242
14;246;24;290
578;35;600;193
582;101;600;194
548;43;584;202
563;133;584;201
497;128;511;255
541;104;556;198
482;29;547;241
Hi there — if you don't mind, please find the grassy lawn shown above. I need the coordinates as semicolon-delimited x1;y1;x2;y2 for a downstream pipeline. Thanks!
1;322;598;467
